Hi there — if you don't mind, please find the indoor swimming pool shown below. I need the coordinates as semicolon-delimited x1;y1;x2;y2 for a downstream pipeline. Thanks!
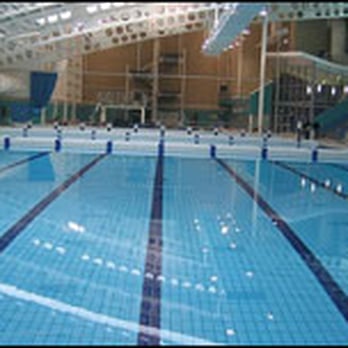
0;130;347;345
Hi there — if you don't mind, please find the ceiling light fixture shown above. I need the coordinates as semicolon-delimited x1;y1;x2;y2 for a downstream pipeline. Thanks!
86;5;98;14
47;14;58;23
100;3;111;10
60;11;71;20
36;17;46;26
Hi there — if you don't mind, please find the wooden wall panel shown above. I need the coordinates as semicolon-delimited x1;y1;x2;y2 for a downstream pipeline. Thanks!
182;31;218;76
185;79;218;108
159;33;180;53
138;40;153;69
82;24;265;108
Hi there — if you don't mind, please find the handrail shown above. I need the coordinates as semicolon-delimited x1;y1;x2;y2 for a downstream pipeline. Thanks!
267;51;348;77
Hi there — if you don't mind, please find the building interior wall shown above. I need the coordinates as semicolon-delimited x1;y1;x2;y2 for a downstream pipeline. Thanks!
3;14;348;133
81;24;265;110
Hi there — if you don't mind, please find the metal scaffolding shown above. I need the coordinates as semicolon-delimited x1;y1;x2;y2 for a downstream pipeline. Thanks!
267;51;348;133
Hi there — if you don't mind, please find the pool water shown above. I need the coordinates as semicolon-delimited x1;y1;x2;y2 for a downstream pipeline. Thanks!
0;148;347;345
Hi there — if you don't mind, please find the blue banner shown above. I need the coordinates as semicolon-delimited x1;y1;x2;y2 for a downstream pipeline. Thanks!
30;71;58;109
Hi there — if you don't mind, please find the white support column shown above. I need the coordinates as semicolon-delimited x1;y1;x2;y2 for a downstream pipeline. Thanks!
125;64;130;122
257;14;269;135
213;4;219;29
237;39;243;96
309;63;316;128
63;60;68;124
125;64;130;103
136;41;141;70
248;114;253;133
40;107;46;125
52;100;58;121
71;102;76;123
180;48;186;126
140;107;145;124
63;101;68;123
273;22;281;134
100;105;106;124
152;38;159;124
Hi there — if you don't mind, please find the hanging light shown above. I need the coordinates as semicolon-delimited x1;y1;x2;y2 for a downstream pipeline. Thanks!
306;85;312;95
343;85;348;94
331;86;336;96
316;84;322;93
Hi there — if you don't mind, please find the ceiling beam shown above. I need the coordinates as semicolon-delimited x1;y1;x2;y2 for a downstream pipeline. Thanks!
1;2;348;70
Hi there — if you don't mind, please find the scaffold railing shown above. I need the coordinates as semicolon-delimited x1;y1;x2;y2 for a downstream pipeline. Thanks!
267;51;348;85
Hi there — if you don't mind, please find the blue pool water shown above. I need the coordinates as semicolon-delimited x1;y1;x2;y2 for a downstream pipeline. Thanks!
0;146;347;345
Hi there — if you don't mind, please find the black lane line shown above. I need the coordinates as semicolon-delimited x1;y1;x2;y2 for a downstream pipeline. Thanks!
137;154;164;346
215;157;348;322
272;160;348;200
0;151;50;175
0;153;107;253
